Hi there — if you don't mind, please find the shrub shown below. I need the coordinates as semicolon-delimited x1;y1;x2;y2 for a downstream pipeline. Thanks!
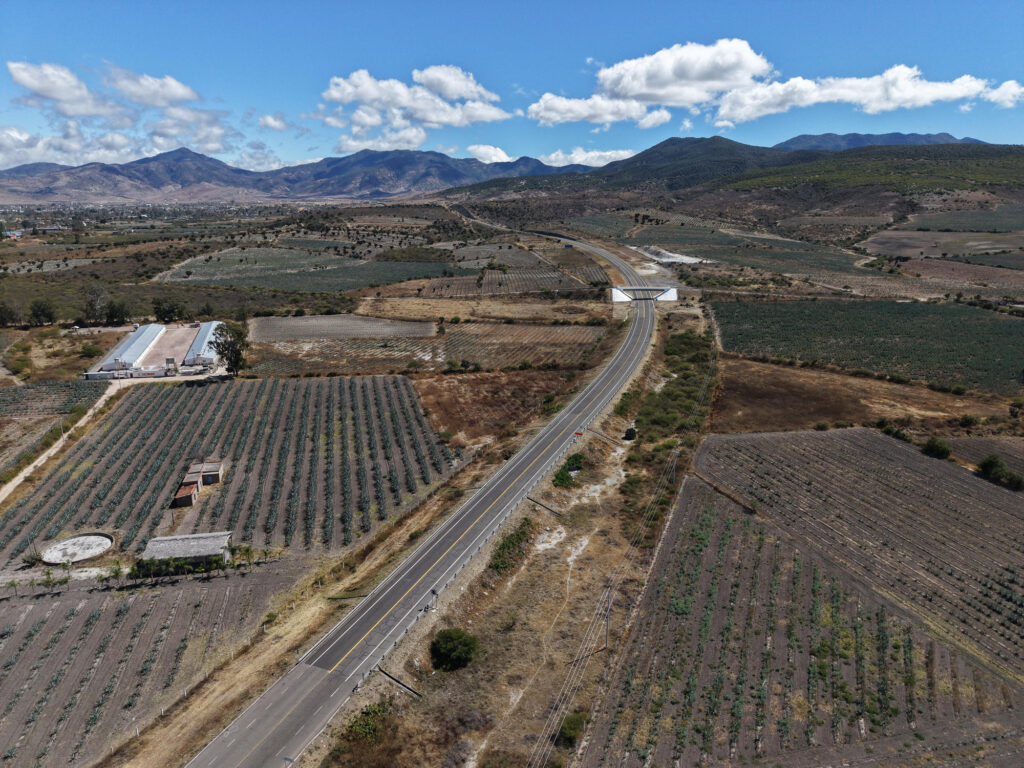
921;437;952;459
556;710;589;747
978;453;1008;481
430;627;479;671
488;518;534;574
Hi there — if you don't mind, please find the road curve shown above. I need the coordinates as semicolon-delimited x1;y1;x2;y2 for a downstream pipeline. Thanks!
184;239;656;768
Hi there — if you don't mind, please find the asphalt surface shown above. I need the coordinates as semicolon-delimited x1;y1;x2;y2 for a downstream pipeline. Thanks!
184;239;656;768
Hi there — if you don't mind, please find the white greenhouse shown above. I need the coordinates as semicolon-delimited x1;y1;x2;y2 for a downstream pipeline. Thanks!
183;321;223;366
100;323;164;371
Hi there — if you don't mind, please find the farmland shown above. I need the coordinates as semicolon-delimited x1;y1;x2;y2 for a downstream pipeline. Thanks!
0;562;298;768
715;299;1024;395
249;314;434;342
896;205;1024;232
0;380;107;480
582;476;1022;767
420;266;591;297
249;322;608;375
950;436;1024;476
617;225;865;275
156;245;472;293
694;429;1024;682
0;376;456;558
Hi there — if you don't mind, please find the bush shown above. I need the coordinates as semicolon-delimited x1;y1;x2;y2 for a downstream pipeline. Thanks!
556;710;589;747
488;518;534;574
978;453;1008;481
921;436;952;459
430;627;479;671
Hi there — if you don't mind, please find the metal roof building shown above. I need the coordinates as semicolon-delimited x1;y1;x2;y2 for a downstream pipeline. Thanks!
141;531;232;562
100;323;165;371
182;321;223;366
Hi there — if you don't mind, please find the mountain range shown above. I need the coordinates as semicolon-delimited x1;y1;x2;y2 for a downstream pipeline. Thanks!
0;132;1005;203
0;148;588;203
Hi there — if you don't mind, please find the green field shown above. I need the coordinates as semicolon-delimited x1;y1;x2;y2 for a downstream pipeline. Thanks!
619;226;863;275
715;300;1024;394
897;205;1024;232
158;246;473;292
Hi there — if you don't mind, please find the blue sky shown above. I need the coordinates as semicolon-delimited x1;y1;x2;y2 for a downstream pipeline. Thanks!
1;0;1021;170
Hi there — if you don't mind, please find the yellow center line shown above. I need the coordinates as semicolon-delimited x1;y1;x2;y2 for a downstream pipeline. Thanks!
326;305;649;675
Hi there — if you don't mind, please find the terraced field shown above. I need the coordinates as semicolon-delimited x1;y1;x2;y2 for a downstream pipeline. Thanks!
715;300;1024;394
584;477;1022;767
694;429;1024;682
249;322;607;375
0;377;456;558
0;563;296;768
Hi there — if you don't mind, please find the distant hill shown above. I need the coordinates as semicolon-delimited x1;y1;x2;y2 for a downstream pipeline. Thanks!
773;132;987;151
0;148;588;203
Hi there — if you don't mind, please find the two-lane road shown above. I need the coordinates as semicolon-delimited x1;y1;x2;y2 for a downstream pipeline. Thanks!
185;239;656;768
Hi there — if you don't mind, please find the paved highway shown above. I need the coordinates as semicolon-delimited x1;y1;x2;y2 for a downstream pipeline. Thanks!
185;238;656;768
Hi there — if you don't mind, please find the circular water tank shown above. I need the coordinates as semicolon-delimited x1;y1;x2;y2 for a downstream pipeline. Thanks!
41;533;114;565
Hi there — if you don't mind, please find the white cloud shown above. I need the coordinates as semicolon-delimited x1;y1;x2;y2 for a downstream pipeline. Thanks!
527;93;653;127
258;112;289;131
597;39;772;107
350;105;383;133
467;144;513;163
107;67;198;107
680;118;693;131
528;39;1020;129
335;125;427;152
0;121;141;168
322;68;510;128
7;61;121;117
539;147;636;167
637;108;671;129
984;79;1024;108
715;65;988;124
148;105;236;154
412;65;498;102
235;141;283;171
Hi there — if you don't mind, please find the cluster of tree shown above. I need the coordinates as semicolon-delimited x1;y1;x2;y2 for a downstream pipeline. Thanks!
429;627;479;671
978;453;1024;491
129;554;228;580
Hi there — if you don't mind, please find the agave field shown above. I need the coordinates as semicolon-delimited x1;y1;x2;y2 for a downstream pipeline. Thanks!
694;429;1024;682
583;477;1021;766
950;436;1024;477
0;380;108;479
0;376;456;560
0;564;295;768
422;266;590;297
249;323;607;375
715;299;1024;394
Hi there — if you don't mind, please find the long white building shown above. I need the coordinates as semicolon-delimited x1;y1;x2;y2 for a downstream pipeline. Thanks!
182;321;223;366
100;323;164;371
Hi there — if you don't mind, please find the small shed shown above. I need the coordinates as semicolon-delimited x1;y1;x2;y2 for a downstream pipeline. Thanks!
140;531;232;565
184;462;204;489
173;482;198;508
201;460;223;485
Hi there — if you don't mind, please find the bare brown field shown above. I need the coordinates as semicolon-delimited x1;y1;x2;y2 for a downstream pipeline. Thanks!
903;258;1024;289
710;358;1007;433
249;314;434;342
694;429;1024;684
581;476;1024;767
859;229;1024;259
249;323;607;375
413;369;577;447
354;296;612;325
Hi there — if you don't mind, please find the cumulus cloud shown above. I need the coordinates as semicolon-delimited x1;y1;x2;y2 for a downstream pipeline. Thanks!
527;93;653;127
7;61;121;117
107;67;199;107
984;80;1024;108
539;147;636;167
236;140;283;171
528;39;1020;129
412;65;498;102
715;65;989;124
335;125;427;152
598;39;771;107
148;105;237;154
258;112;289;131
0;121;141;167
467;144;513;163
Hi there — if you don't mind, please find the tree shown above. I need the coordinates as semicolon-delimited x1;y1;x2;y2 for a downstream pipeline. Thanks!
82;285;108;325
210;321;249;374
429;627;479;671
0;301;20;327
105;300;131;326
28;299;56;326
921;436;952;459
153;297;187;323
978;453;1008;481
